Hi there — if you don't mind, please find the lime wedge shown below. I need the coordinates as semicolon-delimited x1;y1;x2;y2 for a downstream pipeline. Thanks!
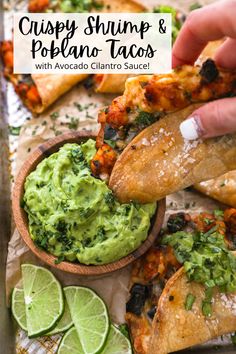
64;286;109;354
11;288;27;332
21;264;64;338
58;327;84;354
101;324;132;354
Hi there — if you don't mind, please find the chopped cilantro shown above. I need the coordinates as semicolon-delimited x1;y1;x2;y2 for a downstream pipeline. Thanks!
203;218;214;225
202;287;213;317
185;293;196;311
50;111;59;120
66;115;80;130
104;139;116;149
214;210;224;219
9;125;21;136
162;228;236;316
55;255;65;264
135;111;159;128
59;0;103;13
104;191;115;205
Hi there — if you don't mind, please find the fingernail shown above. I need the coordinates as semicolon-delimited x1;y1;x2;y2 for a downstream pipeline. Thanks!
180;116;202;140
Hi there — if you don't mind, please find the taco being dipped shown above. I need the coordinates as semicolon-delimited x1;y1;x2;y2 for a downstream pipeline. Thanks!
90;59;236;203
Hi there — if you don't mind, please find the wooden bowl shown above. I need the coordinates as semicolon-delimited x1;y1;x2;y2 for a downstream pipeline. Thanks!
12;131;166;276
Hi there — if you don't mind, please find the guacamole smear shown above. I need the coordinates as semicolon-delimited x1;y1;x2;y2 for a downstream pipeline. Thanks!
23;140;155;265
163;229;236;292
163;228;236;316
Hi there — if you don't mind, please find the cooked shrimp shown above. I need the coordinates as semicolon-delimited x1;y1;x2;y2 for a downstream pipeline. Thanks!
90;143;117;181
96;60;236;153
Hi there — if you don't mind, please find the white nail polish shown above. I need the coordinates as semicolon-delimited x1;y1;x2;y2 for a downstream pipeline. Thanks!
180;117;200;140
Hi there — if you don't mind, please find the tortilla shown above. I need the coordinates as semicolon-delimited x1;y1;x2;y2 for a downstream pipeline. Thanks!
193;38;236;207
98;0;146;12
195;172;236;208
148;267;236;354
93;0;146;93
31;74;87;113
94;74;133;93
109;104;236;203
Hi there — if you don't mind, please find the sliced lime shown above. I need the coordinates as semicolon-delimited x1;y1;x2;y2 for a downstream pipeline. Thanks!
101;324;132;354
47;296;73;335
11;288;27;331
64;286;109;354
11;285;73;336
21;264;64;338
57;327;84;354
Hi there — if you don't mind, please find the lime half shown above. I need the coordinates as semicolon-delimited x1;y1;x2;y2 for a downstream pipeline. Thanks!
101;324;132;354
21;264;64;338
64;286;109;354
11;288;27;331
58;327;84;354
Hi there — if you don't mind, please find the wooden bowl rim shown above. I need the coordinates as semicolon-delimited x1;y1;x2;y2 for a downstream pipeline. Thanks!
12;131;166;276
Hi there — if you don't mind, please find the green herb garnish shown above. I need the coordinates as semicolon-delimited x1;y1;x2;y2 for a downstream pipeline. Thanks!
185;293;196;311
55;255;65;264
214;210;224;219
59;0;103;13
50;111;59;120
104;139;116;149
202;287;213;317
135;111;159;128
163;228;236;316
9;125;21;136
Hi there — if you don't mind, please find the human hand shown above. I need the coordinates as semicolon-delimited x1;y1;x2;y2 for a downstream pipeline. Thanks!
172;0;236;140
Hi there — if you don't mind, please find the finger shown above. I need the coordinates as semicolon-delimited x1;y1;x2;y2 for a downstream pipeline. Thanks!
180;97;236;140
214;38;236;69
172;0;236;67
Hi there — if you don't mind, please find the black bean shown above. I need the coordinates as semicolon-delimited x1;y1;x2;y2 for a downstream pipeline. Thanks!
167;212;187;233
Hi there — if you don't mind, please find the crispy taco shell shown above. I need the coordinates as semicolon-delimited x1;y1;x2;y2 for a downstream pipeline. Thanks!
93;0;146;93
109;104;236;203
195;172;236;208
94;74;132;93
99;0;146;12
31;74;87;113
194;39;236;207
148;267;236;354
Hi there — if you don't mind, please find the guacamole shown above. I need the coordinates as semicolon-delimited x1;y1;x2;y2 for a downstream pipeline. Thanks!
162;228;236;316
23;140;156;265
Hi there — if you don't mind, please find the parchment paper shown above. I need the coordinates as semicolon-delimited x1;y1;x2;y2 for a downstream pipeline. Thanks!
3;0;225;352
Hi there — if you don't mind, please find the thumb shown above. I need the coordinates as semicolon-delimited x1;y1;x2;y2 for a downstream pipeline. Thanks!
180;97;236;140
